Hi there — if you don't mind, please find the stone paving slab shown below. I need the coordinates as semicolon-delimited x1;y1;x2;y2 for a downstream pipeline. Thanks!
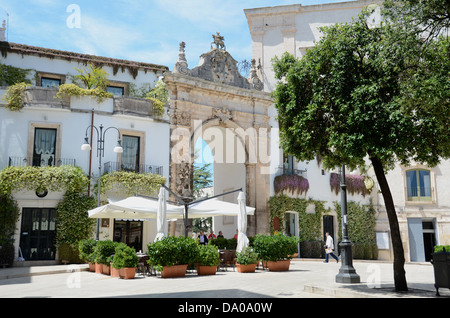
0;259;448;299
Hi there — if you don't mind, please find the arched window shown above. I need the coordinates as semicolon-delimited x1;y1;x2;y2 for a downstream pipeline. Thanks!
406;169;432;202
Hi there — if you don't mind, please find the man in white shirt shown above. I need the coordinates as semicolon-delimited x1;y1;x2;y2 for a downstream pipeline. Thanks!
324;232;339;263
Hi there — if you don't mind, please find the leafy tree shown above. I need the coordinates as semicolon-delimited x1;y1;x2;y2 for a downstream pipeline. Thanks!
74;62;109;90
383;0;450;42
192;150;213;233
272;8;449;291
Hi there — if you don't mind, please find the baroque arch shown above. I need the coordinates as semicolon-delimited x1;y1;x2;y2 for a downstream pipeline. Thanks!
164;35;272;236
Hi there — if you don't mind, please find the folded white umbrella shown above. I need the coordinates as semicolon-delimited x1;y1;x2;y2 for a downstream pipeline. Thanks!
154;187;168;242
236;191;249;253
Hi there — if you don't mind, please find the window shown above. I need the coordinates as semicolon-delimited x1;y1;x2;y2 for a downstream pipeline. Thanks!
33;128;57;167
121;135;140;172
41;77;61;87
107;85;125;96
283;154;294;175
406;169;432;201
114;220;143;252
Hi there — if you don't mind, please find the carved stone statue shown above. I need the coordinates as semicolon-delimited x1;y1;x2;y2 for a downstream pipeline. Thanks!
211;32;226;50
175;41;190;75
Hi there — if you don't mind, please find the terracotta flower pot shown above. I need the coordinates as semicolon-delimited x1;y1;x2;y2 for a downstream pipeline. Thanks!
110;264;120;277
236;263;257;273
267;260;290;271
102;264;110;275
197;265;217;276
161;264;187;278
88;262;95;272
95;262;102;274
119;267;136;279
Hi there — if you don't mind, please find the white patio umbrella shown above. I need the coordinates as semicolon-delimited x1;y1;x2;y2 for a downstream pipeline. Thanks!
236;191;249;253
154;187;167;242
88;196;256;219
186;197;255;218
88;196;182;219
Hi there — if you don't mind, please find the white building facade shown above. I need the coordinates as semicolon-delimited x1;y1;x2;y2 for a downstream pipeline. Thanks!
0;40;170;264
245;0;450;262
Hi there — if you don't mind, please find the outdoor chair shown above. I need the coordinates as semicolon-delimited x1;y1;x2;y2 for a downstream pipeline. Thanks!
137;255;152;277
218;249;235;271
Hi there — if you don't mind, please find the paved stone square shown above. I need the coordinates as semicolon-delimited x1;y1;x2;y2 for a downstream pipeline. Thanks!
0;259;446;299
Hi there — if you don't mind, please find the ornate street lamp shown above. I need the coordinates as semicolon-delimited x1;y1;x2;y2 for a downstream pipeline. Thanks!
82;124;123;240
335;165;360;283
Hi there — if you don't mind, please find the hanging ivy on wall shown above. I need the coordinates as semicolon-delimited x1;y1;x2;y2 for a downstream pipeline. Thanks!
0;63;32;86
56;83;113;103
100;170;166;197
273;174;310;195
334;200;377;244
268;195;326;242
2;82;31;111
55;191;96;249
0;194;20;245
0;165;90;196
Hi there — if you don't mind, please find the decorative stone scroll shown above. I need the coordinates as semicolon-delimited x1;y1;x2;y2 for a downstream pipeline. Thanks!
212;106;232;123
174;33;263;91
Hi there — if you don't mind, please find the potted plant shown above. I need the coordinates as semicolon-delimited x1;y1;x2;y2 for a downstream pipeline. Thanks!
108;255;120;277
78;239;97;272
94;240;116;275
112;243;139;279
147;236;199;278
196;244;220;275
253;234;299;271
431;245;450;296
235;249;259;273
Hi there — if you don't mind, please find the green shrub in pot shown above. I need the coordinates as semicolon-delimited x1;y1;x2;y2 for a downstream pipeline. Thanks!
78;239;97;264
197;244;220;266
235;249;259;265
112;243;138;269
253;234;299;262
146;236;200;271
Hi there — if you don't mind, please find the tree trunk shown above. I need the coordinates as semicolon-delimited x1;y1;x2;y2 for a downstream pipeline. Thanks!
370;155;408;292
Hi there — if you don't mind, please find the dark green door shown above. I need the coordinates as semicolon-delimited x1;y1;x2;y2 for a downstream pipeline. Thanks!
20;208;57;260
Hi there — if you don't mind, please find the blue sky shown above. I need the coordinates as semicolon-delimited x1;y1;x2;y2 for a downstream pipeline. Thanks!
0;0;345;70
0;0;345;167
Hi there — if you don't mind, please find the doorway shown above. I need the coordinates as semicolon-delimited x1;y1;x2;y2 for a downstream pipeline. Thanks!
113;220;143;252
323;215;335;242
422;220;436;262
285;212;299;237
408;218;437;262
19;208;57;260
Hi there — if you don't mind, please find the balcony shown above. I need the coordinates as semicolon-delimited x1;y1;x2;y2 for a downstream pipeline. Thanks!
276;166;307;177
103;161;163;176
406;186;434;202
12;86;163;119
9;156;76;167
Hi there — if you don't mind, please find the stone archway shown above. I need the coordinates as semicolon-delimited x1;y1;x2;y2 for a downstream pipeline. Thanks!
163;36;272;236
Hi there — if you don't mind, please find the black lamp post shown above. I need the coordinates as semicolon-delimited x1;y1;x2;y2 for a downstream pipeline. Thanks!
82;124;123;240
335;165;360;283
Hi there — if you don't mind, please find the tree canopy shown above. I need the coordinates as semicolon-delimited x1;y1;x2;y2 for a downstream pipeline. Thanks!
272;9;449;171
272;5;449;292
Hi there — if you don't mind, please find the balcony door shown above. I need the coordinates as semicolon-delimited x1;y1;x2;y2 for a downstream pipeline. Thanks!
33;128;57;167
122;135;140;172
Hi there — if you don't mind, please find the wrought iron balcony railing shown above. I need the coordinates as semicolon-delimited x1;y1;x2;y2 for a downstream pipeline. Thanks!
8;156;76;167
103;161;163;176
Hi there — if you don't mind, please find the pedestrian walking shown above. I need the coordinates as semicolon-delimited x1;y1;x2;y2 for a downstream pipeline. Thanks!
324;232;339;263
